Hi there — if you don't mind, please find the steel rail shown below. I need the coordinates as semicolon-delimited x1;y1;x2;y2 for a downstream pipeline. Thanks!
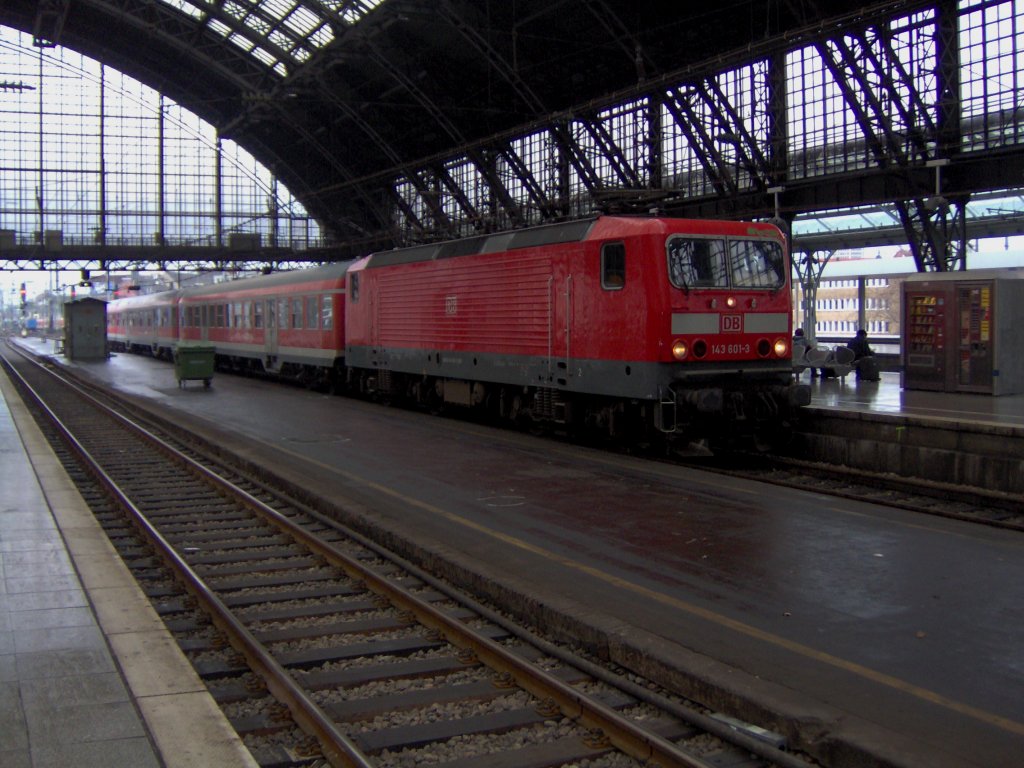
4;344;722;768
1;353;375;768
192;461;722;768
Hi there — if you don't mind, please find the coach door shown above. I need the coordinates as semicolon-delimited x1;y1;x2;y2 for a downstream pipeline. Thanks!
265;299;279;362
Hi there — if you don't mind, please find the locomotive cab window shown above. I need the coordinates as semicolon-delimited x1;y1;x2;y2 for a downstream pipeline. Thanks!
601;243;626;290
729;239;786;289
667;236;728;289
349;273;359;302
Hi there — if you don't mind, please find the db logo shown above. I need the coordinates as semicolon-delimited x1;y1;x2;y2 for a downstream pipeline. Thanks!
445;295;458;315
722;314;742;333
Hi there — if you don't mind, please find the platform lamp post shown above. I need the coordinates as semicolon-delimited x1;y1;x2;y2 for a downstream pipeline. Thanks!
19;282;28;336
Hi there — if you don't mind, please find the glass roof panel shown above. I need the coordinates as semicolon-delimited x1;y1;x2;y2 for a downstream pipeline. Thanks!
155;0;389;74
207;18;233;38
283;6;322;37
228;32;255;52
251;47;279;69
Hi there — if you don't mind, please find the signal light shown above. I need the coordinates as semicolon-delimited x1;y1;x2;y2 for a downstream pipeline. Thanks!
19;282;26;305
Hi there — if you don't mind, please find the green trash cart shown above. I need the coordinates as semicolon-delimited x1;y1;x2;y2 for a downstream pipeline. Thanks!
174;344;215;388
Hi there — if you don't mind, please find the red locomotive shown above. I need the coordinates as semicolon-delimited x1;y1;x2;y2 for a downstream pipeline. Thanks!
107;216;809;446
346;216;809;445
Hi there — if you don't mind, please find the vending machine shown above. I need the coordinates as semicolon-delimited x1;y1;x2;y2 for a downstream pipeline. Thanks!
902;271;1024;395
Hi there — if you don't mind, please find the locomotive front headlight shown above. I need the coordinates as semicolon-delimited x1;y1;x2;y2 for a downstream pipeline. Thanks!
726;296;737;308
672;340;689;360
774;338;789;357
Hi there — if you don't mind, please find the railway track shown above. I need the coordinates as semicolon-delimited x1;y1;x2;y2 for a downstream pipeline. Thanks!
1;344;817;768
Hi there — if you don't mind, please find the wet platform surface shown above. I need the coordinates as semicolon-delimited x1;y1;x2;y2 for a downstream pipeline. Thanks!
5;337;1024;768
799;368;1024;428
0;347;258;768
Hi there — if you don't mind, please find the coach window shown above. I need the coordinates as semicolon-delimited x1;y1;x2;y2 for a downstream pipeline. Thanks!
322;297;333;330
253;300;264;329
243;301;252;329
601;243;626;289
307;296;320;330
291;298;303;329
667;236;728;289
350;273;359;302
278;299;289;330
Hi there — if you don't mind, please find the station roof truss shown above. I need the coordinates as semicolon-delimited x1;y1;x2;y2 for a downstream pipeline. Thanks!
1;0;1023;273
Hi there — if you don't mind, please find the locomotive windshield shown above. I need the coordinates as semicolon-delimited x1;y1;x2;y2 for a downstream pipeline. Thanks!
667;236;785;291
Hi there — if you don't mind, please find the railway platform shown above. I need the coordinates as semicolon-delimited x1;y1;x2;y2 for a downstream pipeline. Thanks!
0;361;258;768
798;367;1024;427
791;367;1024;495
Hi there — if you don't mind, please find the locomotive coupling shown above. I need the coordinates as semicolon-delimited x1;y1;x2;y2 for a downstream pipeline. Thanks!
682;388;724;413
783;383;812;407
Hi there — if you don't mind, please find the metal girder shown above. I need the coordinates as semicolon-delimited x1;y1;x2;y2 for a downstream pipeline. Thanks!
663;86;740;198
363;41;466;149
812;4;970;271
581;0;660;80
791;247;835;343
493;142;558;220
83;0;272;96
32;0;70;47
0;247;330;273
766;51;789;186
579;116;643;188
816;36;906;169
432;164;482;233
436;0;547;115
896;195;970;271
465;148;528;229
3;0;1023;270
549;120;605;196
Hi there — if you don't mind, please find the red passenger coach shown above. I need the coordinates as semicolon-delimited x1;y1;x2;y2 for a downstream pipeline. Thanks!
346;215;810;446
107;290;181;359
179;262;351;387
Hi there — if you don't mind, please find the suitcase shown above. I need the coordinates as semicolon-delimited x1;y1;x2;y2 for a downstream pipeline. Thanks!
856;356;880;381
